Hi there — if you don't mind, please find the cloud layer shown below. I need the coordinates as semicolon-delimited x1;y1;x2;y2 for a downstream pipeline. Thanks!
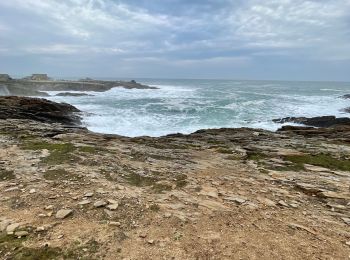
0;0;349;80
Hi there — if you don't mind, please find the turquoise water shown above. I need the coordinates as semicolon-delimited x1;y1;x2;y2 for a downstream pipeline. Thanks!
48;79;350;137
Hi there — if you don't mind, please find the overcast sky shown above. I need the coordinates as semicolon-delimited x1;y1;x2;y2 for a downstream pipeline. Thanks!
0;0;350;81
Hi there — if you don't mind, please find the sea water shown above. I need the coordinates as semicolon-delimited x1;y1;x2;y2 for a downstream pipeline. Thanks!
46;79;350;137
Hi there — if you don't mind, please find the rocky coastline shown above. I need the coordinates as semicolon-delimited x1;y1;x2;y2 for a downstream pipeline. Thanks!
0;74;157;97
0;96;349;259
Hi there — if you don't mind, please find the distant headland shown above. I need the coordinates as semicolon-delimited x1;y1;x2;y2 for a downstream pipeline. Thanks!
0;73;157;96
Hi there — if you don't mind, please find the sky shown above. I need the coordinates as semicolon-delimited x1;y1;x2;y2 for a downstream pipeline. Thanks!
0;0;350;81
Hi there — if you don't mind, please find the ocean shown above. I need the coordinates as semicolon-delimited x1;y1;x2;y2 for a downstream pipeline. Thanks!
46;79;350;137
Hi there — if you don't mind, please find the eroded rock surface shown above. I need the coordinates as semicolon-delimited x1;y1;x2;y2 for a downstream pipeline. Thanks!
0;98;349;259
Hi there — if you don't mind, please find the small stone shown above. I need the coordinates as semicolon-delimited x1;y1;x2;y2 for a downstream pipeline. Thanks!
4;187;19;192
109;221;121;226
36;226;46;232
147;239;154;244
55;209;73;219
29;189;36;194
0;220;11;232
57;234;64;239
345;241;350;246
278;200;289;207
139;233;147;238
78;200;91;205
6;223;20;234
84;192;94;197
94;200;107;208
15;231;29;238
106;204;119;210
341;217;350;225
45;205;54;210
257;197;276;207
224;196;247;204
164;213;172;218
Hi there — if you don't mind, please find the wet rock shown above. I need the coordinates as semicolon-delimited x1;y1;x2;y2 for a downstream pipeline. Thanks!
273;116;350;128
55;209;73;219
0;96;82;126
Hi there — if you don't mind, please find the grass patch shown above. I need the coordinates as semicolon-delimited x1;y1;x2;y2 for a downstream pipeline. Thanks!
43;169;73;180
216;147;233;154
124;172;157;187
78;146;100;154
246;152;267;161
175;174;188;188
0;234;99;260
21;141;77;165
284;154;350;171
0;169;15;181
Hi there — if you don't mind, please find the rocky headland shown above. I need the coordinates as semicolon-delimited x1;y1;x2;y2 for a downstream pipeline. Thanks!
0;96;349;259
0;74;156;97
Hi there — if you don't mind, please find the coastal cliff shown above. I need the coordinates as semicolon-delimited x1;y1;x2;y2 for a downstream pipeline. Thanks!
0;97;349;259
0;74;157;97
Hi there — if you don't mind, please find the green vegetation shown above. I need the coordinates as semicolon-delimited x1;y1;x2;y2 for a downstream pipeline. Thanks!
21;141;77;165
0;234;99;260
125;172;157;187
284;154;350;171
216;147;233;154
0;169;15;181
43;168;74;180
246;152;267;161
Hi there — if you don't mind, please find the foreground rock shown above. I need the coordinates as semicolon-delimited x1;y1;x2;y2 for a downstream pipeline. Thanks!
0;73;157;96
0;96;81;125
273;115;350;127
0;97;349;259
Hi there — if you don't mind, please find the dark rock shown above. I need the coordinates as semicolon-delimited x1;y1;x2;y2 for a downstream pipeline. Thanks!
341;94;350;99
273;116;350;128
0;96;81;125
55;92;93;97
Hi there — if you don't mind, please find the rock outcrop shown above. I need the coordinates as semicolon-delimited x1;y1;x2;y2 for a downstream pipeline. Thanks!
0;74;157;96
0;96;81;125
0;97;349;259
341;94;350;99
273;116;350;127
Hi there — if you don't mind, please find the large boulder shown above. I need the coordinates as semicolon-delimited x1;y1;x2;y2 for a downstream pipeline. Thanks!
341;94;350;99
273;116;350;128
0;74;12;82
0;96;81;125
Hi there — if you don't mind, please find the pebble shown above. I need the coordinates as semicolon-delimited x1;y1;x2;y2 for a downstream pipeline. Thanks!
278;200;289;207
106;203;119;210
84;192;94;197
147;239;154;244
78;200;91;205
94;200;107;208
55;209;73;219
6;223;20;234
109;221;121;226
0;219;11;232
15;231;29;238
29;189;36;194
45;205;54;210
